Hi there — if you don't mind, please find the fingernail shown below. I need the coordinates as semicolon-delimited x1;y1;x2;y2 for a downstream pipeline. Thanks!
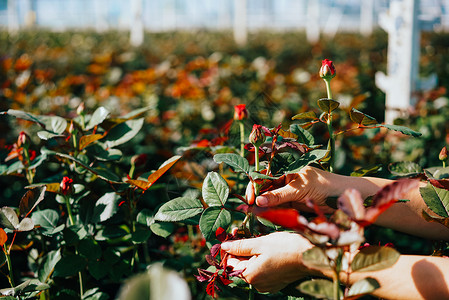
221;242;231;251
257;196;268;207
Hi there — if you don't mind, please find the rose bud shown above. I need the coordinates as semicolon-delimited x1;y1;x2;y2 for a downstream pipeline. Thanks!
60;176;74;196
319;59;336;80
233;104;248;121
131;153;148;166
249;124;266;147
439;146;448;161
77;102;85;115
17;131;29;148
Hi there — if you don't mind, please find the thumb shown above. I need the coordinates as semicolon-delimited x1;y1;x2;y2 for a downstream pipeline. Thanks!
221;238;261;256
256;184;302;207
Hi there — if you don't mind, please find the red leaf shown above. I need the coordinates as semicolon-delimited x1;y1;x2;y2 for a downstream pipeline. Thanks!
257;209;305;230
215;227;227;242
211;243;221;257
0;228;7;247
429;178;449;190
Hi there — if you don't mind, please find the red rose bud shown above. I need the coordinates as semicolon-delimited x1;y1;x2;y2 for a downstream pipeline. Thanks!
131;153;148;166
319;59;336;80
60;176;74;195
68;121;75;134
439;146;448;161
233;104;248;121
249;124;266;147
76;102;85;115
17;131;29;147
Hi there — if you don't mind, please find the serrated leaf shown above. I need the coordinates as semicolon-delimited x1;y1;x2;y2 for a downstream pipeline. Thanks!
91;192;121;223
150;222;175;238
351;246;400;272
53;254;87;277
379;124;422;137
388;161;423;176
38;250;61;283
347;277;380;297
103;118;144;148
32;209;64;236
0;207;19;230
349;108;378;125
79;134;104;150
202;172;229;206
289;124;315;145
317;98;340;113
298;279;336;299
86;107;110;131
213;153;249;173
199;207;231;240
154;197;203;222
19;186;46;218
420;183;449;217
302;247;331;270
291;111;317;121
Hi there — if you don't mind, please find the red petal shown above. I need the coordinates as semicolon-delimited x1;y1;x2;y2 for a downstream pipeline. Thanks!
257;209;306;230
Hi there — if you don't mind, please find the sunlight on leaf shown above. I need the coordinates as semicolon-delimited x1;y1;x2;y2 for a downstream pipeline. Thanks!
351;246;400;272
298;279;336;299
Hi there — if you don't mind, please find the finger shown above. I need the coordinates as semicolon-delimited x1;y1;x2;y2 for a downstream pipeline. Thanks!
256;184;302;207
245;183;255;205
221;238;261;256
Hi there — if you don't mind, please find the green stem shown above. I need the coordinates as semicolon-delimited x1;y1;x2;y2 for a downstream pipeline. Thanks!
443;161;446;168
324;78;335;173
325;79;333;100
239;122;245;157
249;285;255;300
3;246;15;287
333;270;341;300
253;146;260;196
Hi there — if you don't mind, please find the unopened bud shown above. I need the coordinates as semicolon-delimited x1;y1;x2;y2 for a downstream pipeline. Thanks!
68;121;75;134
439;146;448;161
319;59;336;80
233;104;248;121
77;102;85;115
60;176;74;196
17;131;28;147
131;154;148;166
249;124;266;147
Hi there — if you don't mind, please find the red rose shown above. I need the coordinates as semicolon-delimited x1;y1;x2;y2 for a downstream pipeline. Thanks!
60;176;74;195
319;59;336;79
233;104;248;121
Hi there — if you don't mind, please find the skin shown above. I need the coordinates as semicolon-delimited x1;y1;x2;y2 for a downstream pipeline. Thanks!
224;166;449;299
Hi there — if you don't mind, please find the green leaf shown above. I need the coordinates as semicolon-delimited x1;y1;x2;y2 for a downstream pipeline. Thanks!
347;277;380;297
132;229;152;244
82;287;109;300
87;261;109;281
150;222;175;238
213;153;250;173
301;247;331;270
103;118;144;148
0;279;50;297
349;108;378;125
199;207;231;240
32;209;64;236
29;153;48;170
53;254;87;277
64;225;88;245
89;144;122;161
136;209;154;226
154;197;203;222
37;131;64;140
17;217;34;231
351;165;382;177
389;161;423;177
379;124;422;137
420;183;449;217
38;250;61;283
249;172;278;181
3;109;45;127
91;192;121;223
317;98;340;113
78;239;102;261
86;107;110;131
202;172;229;206
19;186;46;218
351;246;400;272
289;124;315;145
291;111;317;121
39;115;68;134
0;207;19;230
298;279;336;299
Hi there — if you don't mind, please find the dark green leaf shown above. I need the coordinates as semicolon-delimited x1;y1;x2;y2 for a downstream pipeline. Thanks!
289;124;315;145
28;153;48;170
64;225;88;245
298;279;336;299
3;109;45;127
132;229;152;244
103;118;144;148
249;172;278;180
86;107;110;131
95;226;128;241
32;209;64;236
38;250;61;283
87;261;109;281
301;247;331;270
53;254;87;277
82;287;109;300
91;192;121;223
291;111;317;121
351;246;400;272
214;153;250;173
379;124;422;137
199;207;231;240
351;165;382;177
136;209;154;226
89;144;122;161
202;172;229;206
317;98;340;113
154;197;203;222
150;222;175;238
350;108;378;125
389;161;423;177
347;277;380;297
0;207;19;230
420;183;449;217
79;239;102;261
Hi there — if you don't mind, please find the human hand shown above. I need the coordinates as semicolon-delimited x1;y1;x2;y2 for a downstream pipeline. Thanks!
222;232;315;293
246;166;338;213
